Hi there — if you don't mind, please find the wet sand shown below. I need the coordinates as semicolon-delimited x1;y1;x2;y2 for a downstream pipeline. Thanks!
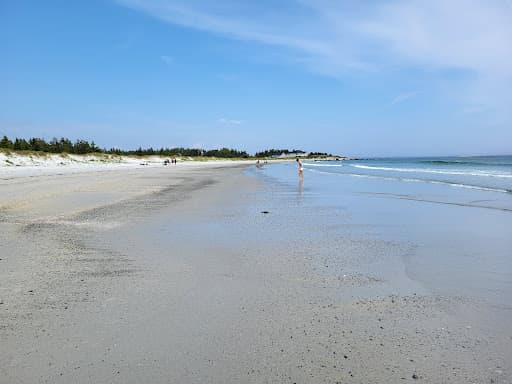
1;164;510;383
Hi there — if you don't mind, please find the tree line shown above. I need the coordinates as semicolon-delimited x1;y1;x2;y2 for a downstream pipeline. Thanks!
0;135;332;158
254;149;332;158
254;149;306;158
0;136;249;158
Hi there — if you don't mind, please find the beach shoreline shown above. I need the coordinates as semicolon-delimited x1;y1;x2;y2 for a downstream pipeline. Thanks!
1;163;510;383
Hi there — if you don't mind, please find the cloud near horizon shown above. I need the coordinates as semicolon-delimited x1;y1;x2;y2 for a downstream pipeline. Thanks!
218;118;243;125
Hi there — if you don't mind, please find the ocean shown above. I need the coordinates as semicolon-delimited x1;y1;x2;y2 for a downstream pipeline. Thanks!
305;155;512;196
247;155;512;309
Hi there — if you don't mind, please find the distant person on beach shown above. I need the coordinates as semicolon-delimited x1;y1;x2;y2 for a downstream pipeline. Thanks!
296;158;304;178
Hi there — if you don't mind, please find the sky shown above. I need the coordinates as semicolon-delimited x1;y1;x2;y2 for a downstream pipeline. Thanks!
1;0;511;157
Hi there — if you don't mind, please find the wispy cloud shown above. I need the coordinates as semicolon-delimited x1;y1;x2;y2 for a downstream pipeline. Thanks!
160;55;174;64
391;91;419;105
218;117;243;125
356;1;512;76
116;0;512;112
116;1;512;74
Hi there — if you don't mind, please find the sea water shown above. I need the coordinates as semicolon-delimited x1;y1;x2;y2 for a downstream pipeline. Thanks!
305;155;512;197
247;156;512;308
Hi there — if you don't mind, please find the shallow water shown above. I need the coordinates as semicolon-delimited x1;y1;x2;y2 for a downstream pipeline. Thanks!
248;160;512;308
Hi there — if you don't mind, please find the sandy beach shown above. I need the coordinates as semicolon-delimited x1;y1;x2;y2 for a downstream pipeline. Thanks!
1;162;511;383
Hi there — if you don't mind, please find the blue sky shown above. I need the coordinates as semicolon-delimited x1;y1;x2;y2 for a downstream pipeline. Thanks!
1;0;511;156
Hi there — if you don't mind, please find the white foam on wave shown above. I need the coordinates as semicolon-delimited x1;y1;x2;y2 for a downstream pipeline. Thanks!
351;164;512;178
306;168;511;194
303;163;344;167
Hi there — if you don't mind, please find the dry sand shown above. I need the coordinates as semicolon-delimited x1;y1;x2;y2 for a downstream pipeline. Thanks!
0;163;510;383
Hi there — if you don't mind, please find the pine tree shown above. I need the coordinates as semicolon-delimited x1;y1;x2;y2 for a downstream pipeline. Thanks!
0;136;13;149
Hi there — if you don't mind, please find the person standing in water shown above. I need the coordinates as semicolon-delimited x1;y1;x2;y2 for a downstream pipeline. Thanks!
296;158;304;179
